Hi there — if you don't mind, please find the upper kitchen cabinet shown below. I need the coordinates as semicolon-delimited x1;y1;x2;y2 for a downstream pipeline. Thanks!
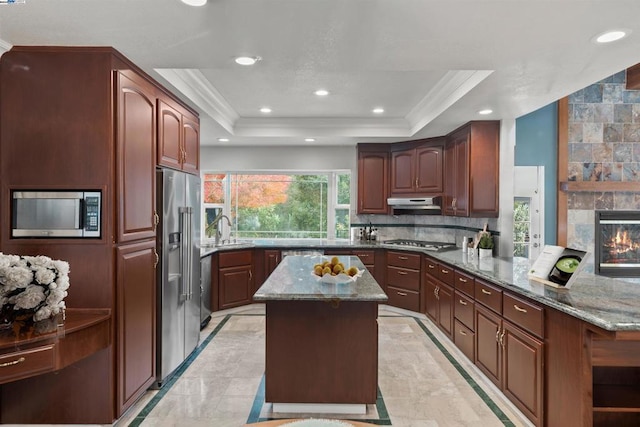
157;98;200;175
443;121;500;217
356;144;389;214
116;71;158;243
390;138;444;196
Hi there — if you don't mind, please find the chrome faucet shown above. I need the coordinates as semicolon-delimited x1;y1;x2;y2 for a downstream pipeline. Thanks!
214;214;233;246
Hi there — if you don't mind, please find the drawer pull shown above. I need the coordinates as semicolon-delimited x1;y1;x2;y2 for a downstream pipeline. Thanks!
459;330;467;336
0;357;25;368
495;328;501;342
499;329;506;347
428;264;435;269
441;269;449;274
398;256;409;260
481;288;492;295
459;299;467;306
397;291;407;297
458;278;467;283
397;271;408;275
513;304;528;313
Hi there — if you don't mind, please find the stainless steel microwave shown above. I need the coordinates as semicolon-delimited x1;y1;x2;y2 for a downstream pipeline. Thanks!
12;191;101;238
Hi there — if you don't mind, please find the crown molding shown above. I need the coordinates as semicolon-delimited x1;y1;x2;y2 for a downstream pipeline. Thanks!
0;38;12;55
406;70;493;135
154;68;238;134
233;117;411;137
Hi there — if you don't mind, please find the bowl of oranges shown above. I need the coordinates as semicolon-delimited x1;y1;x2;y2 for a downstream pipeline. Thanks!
312;256;361;284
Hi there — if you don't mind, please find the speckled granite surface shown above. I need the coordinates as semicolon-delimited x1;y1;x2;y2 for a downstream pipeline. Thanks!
203;239;640;332
253;255;388;302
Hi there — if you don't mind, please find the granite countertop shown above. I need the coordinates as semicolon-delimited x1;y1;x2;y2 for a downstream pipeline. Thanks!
201;238;640;332
253;255;388;303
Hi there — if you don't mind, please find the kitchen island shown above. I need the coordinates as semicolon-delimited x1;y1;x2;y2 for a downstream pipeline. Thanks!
253;255;387;414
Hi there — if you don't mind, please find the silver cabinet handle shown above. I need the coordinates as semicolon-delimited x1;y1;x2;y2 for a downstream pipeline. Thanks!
397;291;407;296
514;305;528;313
428;264;435;269
481;288;492;295
397;271;408;275
441;269;449;274
495;327;501;342
459;299;467;306
459;330;467;336
458;278;467;283
499;329;506;347
398;256;408;260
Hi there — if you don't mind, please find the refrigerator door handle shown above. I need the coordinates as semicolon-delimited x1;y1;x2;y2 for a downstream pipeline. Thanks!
179;206;193;300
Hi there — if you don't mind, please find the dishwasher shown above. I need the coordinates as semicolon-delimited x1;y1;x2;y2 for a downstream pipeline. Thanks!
200;255;212;329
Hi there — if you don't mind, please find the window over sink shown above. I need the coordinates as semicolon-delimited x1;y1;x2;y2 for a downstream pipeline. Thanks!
202;172;350;242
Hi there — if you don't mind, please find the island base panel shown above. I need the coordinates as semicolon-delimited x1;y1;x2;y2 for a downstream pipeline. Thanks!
272;403;366;414
265;300;378;404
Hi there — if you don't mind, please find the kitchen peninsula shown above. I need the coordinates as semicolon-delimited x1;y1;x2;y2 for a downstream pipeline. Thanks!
253;255;387;414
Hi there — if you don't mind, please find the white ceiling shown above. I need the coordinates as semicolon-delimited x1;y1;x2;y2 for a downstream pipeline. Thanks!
1;0;639;147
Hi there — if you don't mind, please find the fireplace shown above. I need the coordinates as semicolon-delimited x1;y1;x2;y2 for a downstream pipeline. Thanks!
595;210;640;277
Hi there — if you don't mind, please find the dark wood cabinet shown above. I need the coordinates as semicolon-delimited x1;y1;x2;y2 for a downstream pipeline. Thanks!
264;249;281;279
386;251;422;312
115;239;157;414
157;98;200;175
475;303;503;388
116;71;158;244
423;257;453;338
219;250;254;310
444;121;499;217
390;140;443;196
356;144;389;214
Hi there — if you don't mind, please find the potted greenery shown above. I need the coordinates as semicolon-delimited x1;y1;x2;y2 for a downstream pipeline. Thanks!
478;232;494;259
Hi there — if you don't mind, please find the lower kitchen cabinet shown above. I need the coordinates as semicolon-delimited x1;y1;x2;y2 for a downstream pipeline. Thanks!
116;239;157;414
219;250;254;310
424;258;454;339
386;251;422;312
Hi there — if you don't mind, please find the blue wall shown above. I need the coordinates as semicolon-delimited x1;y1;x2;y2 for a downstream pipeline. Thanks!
515;102;558;245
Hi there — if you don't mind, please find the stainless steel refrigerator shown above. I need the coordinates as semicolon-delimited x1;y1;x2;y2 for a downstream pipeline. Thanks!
156;168;201;387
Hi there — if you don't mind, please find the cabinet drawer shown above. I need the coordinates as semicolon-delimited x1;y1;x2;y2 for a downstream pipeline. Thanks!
352;250;375;264
386;286;420;312
424;257;439;278
454;290;474;330
437;263;454;286
453;319;475;361
454;270;474;297
387;251;421;270
219;250;252;268
475;279;502;314
503;293;544;338
387;266;420;291
0;344;56;384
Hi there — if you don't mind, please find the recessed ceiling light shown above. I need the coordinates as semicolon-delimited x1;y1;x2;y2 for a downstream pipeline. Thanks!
305;138;316;142
314;89;329;96
594;30;629;43
234;56;261;66
260;107;272;113
217;138;229;142
372;107;384;114
181;0;207;6
478;109;493;115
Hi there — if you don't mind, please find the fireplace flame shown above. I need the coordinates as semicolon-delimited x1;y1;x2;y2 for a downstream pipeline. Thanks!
609;230;638;254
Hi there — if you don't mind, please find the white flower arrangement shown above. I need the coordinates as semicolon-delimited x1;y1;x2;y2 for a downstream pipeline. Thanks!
0;253;69;327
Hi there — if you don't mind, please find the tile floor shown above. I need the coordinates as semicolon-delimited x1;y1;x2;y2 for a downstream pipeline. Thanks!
116;304;534;427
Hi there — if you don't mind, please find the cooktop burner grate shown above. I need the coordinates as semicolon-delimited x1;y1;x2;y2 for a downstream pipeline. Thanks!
383;239;457;252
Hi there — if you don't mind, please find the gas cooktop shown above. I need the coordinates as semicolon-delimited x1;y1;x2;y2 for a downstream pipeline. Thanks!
383;239;457;252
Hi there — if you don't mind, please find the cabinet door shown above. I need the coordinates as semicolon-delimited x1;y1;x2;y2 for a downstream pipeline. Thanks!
443;138;457;216
502;321;544;426
116;71;157;243
357;148;389;214
415;145;443;193
390;149;415;194
181;113;200;175
444;129;469;217
475;304;502;388
425;278;438;321
219;265;252;309
157;99;182;171
116;239;157;415
437;283;453;338
468;121;500;217
263;249;281;285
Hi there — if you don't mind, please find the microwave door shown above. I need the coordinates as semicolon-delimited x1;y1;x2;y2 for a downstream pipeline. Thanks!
12;196;82;238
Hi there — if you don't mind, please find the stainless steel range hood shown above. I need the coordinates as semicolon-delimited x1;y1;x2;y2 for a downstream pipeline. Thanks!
387;196;442;215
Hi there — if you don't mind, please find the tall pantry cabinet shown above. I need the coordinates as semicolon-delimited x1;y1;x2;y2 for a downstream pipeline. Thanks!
0;46;198;423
